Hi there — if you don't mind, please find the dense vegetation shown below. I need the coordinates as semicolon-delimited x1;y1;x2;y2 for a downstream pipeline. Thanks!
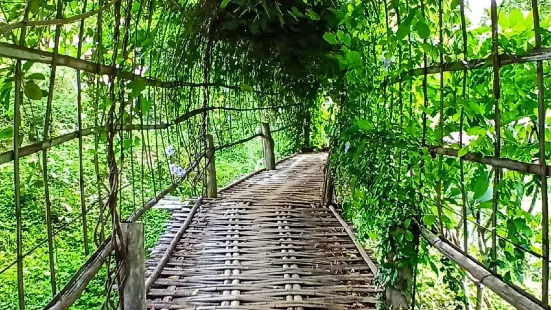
1;0;551;309
321;0;551;309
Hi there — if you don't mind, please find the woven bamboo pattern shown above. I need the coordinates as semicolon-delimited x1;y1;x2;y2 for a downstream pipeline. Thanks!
145;153;379;309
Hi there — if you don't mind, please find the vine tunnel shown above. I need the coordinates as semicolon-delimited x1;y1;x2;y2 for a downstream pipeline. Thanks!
0;0;550;309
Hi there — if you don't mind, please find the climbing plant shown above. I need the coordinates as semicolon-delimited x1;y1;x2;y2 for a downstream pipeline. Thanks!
323;0;551;309
0;0;331;308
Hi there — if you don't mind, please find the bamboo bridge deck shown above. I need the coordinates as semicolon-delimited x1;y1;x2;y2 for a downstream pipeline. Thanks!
145;153;380;309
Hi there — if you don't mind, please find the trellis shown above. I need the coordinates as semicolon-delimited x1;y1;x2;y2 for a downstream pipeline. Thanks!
0;0;309;308
336;0;550;309
3;0;551;309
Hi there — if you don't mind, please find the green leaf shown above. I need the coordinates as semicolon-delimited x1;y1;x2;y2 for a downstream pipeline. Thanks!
472;168;489;200
404;230;413;241
355;119;373;132
478;188;493;203
24;81;43;100
291;6;304;18
127;78;147;97
423;214;437;227
458;146;468;158
0;127;13;140
337;30;351;46
140;98;152;114
27;73;45;80
323;33;337;45
396;14;414;40
415;21;430;40
29;0;41;14
220;0;230;8
305;10;320;21
250;22;259;34
346;51;363;67
240;83;253;92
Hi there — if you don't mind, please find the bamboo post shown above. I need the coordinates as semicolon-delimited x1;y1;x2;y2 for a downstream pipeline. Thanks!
530;0;549;305
206;134;217;198
121;222;145;310
321;164;334;206
303;111;311;151
260;123;275;170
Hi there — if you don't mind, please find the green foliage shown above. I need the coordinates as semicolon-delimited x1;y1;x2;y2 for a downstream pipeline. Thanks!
333;125;425;296
318;0;551;308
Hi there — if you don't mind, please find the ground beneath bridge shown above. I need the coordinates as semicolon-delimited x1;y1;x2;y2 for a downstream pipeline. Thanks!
146;153;379;309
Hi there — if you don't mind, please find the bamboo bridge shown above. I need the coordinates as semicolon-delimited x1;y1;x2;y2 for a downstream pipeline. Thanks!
143;153;379;309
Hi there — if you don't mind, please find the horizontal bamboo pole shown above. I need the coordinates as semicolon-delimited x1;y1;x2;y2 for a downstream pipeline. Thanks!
214;133;262;152
145;197;203;289
405;48;551;78
0;0;115;36
0;42;245;90
422;227;545;310
0;104;300;166
427;145;550;176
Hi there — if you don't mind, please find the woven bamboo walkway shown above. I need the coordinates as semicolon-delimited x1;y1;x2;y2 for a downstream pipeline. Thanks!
146;153;380;309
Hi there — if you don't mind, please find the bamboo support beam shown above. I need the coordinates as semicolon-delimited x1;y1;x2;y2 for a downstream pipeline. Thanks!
260;123;275;170
145;198;203;289
427;145;551;176
0;42;266;91
0;105;300;166
121;222;146;310
205;134;217;199
421;228;545;310
403;48;551;78
0;0;115;36
328;206;378;275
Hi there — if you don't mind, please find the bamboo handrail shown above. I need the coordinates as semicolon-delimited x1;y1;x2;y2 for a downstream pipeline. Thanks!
0;104;301;166
422;227;545;310
401;48;551;79
427;145;550;176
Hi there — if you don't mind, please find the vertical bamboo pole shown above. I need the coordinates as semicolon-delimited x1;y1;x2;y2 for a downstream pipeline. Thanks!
13;4;30;309
121;222;145;310
76;0;89;256
41;0;64;295
459;2;471;308
530;0;549;305
435;0;445;237
490;0;501;274
459;0;469;254
303;109;311;151
321;164;334;206
205;134;217;198
261;122;276;170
